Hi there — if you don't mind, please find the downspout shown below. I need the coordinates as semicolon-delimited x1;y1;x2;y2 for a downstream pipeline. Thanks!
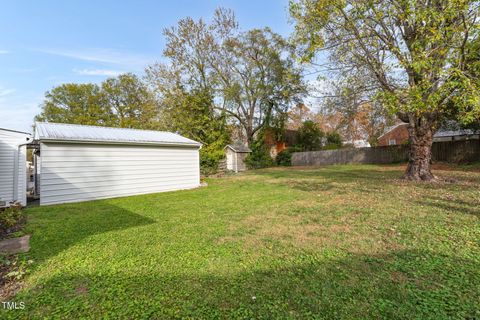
13;137;32;204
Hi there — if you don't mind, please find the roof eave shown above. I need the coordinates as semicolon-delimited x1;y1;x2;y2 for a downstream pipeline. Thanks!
224;145;252;153
0;127;31;135
38;138;202;148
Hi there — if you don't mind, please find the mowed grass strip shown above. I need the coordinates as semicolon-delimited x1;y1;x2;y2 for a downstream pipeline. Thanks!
4;164;480;319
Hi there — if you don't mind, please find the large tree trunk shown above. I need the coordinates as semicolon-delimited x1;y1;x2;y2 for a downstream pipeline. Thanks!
403;113;438;181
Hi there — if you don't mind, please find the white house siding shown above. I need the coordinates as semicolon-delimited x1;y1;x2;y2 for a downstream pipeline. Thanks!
39;142;200;205
0;130;29;206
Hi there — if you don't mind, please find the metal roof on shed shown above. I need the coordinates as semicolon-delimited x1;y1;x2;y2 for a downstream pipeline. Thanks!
34;122;201;147
225;143;252;153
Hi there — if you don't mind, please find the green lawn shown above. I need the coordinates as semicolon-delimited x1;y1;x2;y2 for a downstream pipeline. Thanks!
4;164;480;319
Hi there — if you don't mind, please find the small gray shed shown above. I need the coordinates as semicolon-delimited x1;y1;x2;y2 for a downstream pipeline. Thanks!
225;143;251;173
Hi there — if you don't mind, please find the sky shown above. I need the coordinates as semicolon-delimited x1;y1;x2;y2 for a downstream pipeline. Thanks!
0;0;294;133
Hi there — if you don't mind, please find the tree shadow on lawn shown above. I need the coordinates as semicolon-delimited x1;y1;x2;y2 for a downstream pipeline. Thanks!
255;165;395;181
253;166;398;195
24;201;156;264
253;165;480;196
9;249;479;320
416;195;480;218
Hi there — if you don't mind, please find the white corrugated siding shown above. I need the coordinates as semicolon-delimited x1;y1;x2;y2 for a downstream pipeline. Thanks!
0;130;29;206
39;142;200;205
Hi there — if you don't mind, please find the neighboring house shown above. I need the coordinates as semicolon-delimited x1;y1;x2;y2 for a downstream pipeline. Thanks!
377;123;409;146
0;128;32;207
378;122;479;146
433;129;479;142
225;143;251;173
264;129;299;158
33;122;202;206
345;139;371;148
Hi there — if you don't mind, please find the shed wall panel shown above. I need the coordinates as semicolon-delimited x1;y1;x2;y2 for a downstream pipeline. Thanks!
39;142;200;205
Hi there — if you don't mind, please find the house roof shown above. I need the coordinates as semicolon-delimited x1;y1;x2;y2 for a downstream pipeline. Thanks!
0;127;31;135
34;122;201;147
377;121;477;140
434;129;476;138
378;122;408;140
225;143;251;153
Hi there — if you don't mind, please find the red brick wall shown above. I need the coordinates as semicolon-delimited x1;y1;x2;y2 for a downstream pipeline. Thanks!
378;124;409;146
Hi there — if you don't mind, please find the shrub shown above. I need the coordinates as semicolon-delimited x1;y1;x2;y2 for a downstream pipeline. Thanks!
245;135;274;169
322;144;340;150
200;144;226;176
245;147;273;169
297;121;324;151
325;132;342;148
276;149;292;166
0;205;24;235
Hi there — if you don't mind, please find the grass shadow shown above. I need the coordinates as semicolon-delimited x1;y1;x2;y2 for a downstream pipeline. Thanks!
254;165;398;182
6;249;479;319
416;195;480;218
24;201;155;263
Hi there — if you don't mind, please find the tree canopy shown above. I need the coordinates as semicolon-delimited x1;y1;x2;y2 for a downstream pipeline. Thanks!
36;73;159;129
291;0;480;180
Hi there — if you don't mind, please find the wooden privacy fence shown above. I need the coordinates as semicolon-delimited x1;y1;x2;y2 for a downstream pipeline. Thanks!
292;140;480;166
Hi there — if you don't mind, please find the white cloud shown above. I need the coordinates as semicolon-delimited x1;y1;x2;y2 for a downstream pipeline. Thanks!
34;47;158;70
73;68;123;77
0;87;15;97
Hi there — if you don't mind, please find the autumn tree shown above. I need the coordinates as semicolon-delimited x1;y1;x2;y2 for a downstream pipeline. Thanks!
291;0;480;180
288;103;315;130
321;78;394;145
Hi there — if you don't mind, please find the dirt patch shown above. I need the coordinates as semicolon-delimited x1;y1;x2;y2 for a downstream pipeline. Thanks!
74;284;89;296
0;255;26;300
391;271;409;284
218;205;381;254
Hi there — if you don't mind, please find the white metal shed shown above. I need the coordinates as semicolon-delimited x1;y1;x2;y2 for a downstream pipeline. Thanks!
34;122;202;206
0;128;31;207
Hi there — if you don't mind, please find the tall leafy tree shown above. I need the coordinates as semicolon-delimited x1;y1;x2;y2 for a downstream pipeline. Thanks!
147;8;307;146
157;86;230;173
101;73;159;129
36;73;159;130
35;83;109;125
213;27;307;145
291;0;480;180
